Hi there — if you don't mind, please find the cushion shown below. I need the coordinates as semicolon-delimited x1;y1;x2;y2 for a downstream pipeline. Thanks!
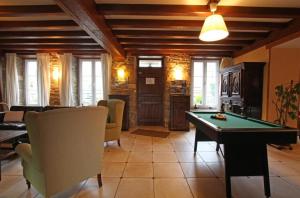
3;111;24;122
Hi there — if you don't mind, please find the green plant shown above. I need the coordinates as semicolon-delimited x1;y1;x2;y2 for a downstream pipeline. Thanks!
194;95;203;105
272;80;300;126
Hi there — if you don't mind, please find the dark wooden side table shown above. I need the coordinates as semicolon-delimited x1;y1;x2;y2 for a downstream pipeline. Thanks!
0;130;27;181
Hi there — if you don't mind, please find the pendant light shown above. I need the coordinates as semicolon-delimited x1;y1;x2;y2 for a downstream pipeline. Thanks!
199;2;229;42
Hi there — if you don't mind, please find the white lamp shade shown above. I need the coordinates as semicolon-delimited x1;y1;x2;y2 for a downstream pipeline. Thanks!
199;14;229;42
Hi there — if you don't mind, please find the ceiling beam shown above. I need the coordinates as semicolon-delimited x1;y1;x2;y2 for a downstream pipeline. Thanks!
123;45;239;51
107;19;285;31
0;31;90;39
114;30;269;40
234;19;300;57
4;50;105;55
0;5;64;17
127;50;232;57
55;0;125;60
0;38;97;45
0;20;80;31
119;38;253;46
0;45;103;51
98;4;300;18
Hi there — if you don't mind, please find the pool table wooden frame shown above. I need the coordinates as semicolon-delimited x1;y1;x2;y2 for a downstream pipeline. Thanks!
186;111;299;198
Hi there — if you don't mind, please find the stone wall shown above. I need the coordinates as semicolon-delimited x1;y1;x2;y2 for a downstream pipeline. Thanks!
16;57;25;105
49;53;60;105
163;54;191;127
110;56;137;128
0;55;4;101
47;53;80;106
72;57;79;106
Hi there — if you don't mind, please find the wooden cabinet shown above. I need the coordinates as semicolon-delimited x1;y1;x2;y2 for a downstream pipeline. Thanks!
169;95;190;131
220;62;265;119
109;94;129;130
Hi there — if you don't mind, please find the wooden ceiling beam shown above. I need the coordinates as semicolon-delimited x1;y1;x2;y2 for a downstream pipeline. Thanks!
0;31;89;39
4;50;105;55
0;45;103;50
114;30;269;40
127;50;233;57
0;20;80;31
55;0;125;60
234;19;300;57
123;45;239;51
107;19;285;31
98;4;300;18
0;5;64;17
0;38;97;45
119;38;253;46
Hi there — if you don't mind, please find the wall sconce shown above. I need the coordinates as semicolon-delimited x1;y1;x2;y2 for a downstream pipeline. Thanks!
52;67;60;81
173;66;183;80
117;67;126;82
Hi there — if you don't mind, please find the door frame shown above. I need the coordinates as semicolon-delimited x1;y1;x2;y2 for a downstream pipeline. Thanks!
136;57;165;126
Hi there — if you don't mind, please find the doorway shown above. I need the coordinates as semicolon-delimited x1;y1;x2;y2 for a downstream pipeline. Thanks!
137;58;164;126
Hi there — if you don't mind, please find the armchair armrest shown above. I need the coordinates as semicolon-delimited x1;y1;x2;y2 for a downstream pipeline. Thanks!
15;143;32;164
106;123;117;129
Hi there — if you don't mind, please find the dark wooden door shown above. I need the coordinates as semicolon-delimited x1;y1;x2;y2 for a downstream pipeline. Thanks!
137;61;164;126
0;66;3;102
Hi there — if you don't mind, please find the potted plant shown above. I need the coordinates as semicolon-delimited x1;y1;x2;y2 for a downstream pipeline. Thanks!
273;80;300;126
272;80;300;149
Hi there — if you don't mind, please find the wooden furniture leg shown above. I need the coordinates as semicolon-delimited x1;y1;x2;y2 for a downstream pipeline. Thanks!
117;139;121;146
26;180;31;189
97;173;102;188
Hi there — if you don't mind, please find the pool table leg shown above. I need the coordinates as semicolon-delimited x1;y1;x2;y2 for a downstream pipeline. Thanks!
262;145;271;197
224;144;232;198
194;129;200;152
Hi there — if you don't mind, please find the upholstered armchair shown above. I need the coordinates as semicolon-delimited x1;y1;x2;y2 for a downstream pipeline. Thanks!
97;99;125;146
15;107;108;198
0;102;9;112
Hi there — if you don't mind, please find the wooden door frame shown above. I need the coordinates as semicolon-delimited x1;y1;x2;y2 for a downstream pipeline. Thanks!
136;57;165;126
0;60;3;102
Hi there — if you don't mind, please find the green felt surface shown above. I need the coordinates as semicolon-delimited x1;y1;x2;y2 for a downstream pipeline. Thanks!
193;113;280;129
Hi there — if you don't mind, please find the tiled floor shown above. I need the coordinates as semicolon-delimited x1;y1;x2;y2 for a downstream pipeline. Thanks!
1;127;300;198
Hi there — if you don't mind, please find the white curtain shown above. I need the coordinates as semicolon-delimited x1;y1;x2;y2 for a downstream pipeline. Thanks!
59;53;73;106
101;53;112;100
37;53;50;106
5;53;19;107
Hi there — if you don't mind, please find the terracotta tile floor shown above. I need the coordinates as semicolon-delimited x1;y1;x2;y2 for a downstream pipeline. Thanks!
1;127;300;198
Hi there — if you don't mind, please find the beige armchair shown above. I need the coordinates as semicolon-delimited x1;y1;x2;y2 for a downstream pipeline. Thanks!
15;107;108;198
0;102;9;112
97;99;125;146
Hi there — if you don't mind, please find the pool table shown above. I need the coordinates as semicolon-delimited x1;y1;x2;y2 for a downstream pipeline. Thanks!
186;111;299;198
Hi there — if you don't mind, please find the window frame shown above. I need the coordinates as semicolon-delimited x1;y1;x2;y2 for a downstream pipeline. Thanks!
138;58;163;68
191;59;220;109
24;59;39;106
79;59;103;106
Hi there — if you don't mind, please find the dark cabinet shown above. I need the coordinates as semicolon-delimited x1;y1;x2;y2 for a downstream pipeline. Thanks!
220;62;265;119
109;94;129;130
169;95;190;131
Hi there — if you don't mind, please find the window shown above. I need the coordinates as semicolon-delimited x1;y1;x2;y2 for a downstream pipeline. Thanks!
192;60;219;108
79;59;103;106
25;59;38;105
139;59;162;68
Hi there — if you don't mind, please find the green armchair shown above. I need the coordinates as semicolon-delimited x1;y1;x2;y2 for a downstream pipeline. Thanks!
97;99;125;146
15;107;108;198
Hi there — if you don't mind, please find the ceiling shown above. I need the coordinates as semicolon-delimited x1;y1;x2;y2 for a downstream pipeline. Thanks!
95;0;300;7
0;0;300;58
275;37;300;48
